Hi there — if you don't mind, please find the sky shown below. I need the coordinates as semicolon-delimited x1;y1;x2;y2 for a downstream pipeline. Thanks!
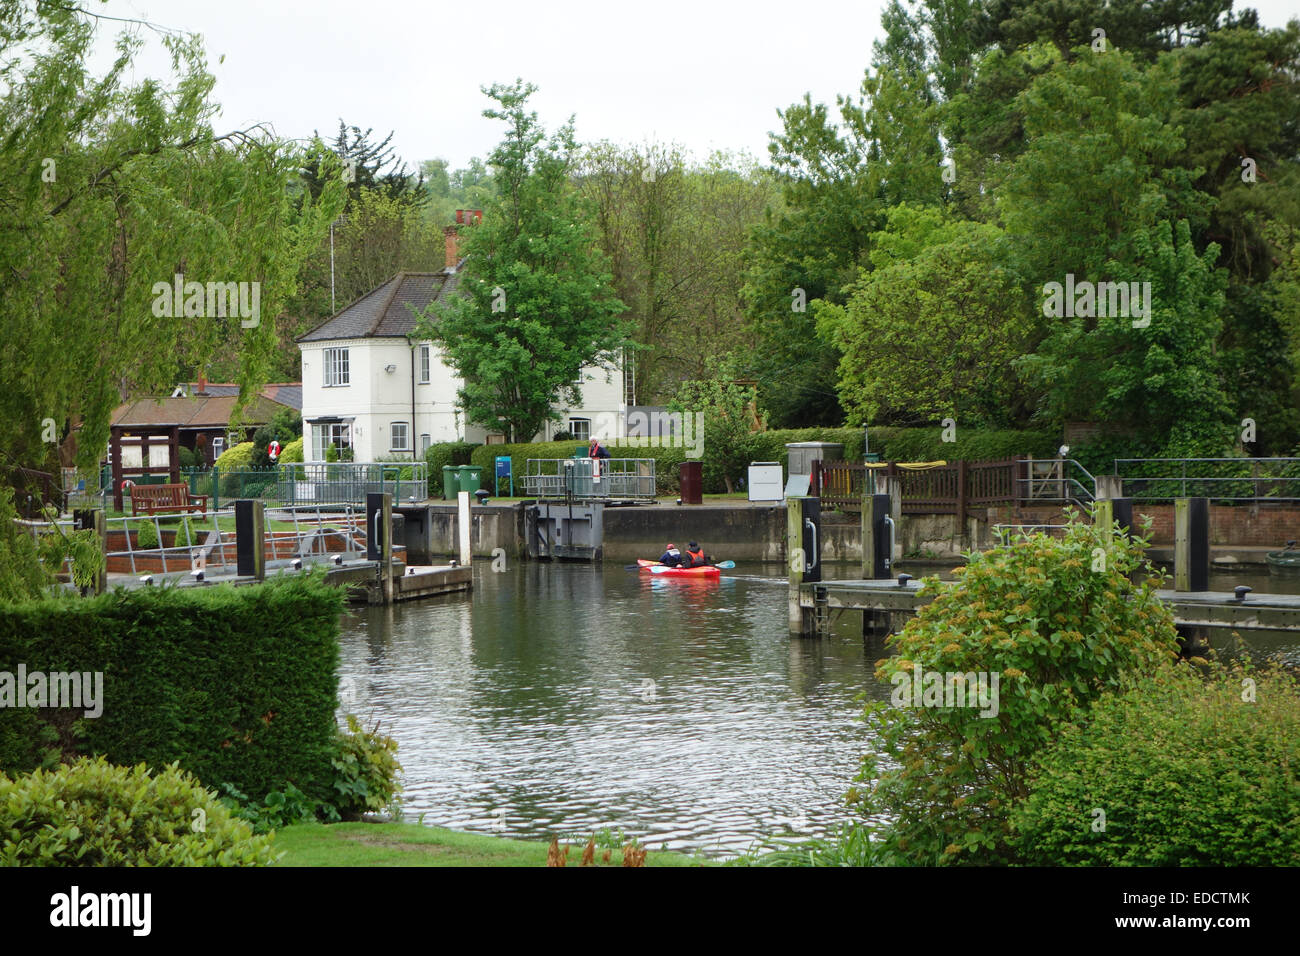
87;0;1300;175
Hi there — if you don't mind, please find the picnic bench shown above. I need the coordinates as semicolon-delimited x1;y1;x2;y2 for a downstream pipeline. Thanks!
129;482;208;517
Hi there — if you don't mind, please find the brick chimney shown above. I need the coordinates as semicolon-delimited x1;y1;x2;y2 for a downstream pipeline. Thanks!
195;371;208;397
443;225;460;271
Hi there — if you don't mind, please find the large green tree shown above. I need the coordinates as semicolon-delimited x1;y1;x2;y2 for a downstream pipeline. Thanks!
415;80;627;442
816;207;1033;427
0;3;342;475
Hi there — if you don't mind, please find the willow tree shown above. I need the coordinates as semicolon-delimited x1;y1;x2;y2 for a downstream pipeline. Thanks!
0;4;344;474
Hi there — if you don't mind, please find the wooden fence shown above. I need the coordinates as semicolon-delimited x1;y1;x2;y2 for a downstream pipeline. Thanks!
814;458;1025;522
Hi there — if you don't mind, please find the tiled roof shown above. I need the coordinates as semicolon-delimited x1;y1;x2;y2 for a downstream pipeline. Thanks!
111;394;289;429
183;382;303;411
296;269;462;342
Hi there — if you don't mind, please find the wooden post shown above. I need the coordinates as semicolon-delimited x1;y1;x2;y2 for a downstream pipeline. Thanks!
788;495;805;634
1174;497;1209;592
382;493;394;603
111;427;124;512
458;490;471;566
235;499;265;581
1094;498;1114;551
169;425;180;485
880;475;903;564
860;481;873;580
74;508;108;595
956;458;967;529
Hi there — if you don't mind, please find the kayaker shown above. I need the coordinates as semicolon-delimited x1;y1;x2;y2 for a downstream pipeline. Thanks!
658;543;682;567
683;542;707;568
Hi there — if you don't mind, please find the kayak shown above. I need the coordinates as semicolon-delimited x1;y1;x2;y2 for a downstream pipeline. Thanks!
1266;544;1300;576
636;559;721;578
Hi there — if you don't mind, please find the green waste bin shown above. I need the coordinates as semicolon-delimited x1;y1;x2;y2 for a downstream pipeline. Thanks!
442;465;460;500
458;465;483;495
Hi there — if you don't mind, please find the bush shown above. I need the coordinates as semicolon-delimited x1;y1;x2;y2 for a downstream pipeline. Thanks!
214;440;255;470
218;781;317;835
135;519;160;550
853;509;1180;865
0;757;277;866
279;436;304;463
0;573;344;803
1010;663;1300;866
425;441;480;494
330;715;403;821
178;445;198;469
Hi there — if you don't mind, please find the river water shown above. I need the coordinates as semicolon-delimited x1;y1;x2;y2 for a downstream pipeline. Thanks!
336;561;893;857
336;560;1300;857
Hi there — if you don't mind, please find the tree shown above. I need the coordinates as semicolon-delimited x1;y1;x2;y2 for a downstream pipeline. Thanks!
580;142;775;403
668;380;765;493
414;81;627;442
0;3;343;476
815;207;1033;427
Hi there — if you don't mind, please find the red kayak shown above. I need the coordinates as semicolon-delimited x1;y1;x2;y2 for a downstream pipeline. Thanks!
636;559;721;578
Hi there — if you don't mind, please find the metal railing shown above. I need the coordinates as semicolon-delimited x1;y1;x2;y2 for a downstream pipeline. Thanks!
98;504;369;576
522;458;656;499
1019;458;1096;508
1113;457;1300;503
181;462;428;508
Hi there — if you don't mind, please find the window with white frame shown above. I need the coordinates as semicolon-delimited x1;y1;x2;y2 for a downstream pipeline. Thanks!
419;344;431;384
323;347;350;386
420;434;432;455
568;418;591;443
310;422;353;460
390;422;410;451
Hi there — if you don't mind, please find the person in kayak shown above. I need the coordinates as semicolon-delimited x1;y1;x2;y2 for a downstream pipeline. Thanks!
658;543;682;567
683;542;708;568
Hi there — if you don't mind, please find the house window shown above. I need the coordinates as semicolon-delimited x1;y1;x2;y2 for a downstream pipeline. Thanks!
212;436;224;460
419;345;431;384
391;422;410;451
420;434;432;455
323;348;350;386
310;422;353;461
568;418;591;443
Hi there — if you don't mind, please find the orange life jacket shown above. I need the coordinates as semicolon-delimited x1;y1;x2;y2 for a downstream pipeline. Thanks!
685;547;705;567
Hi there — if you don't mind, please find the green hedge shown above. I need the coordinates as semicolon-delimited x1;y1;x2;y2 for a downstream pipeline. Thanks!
0;573;343;802
470;428;1059;496
1010;663;1300;866
425;442;482;495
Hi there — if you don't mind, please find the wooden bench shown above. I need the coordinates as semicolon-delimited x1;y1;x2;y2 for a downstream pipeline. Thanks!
129;483;208;517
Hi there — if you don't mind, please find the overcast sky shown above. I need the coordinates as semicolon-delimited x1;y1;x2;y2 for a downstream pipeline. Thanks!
88;0;1300;174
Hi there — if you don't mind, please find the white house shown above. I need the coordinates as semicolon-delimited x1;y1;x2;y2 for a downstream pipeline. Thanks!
297;224;629;462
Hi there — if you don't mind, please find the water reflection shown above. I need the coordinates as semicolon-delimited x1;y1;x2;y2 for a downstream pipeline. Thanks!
336;559;1297;856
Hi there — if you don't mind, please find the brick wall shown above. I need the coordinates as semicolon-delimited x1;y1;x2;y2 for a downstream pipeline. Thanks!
987;504;1300;546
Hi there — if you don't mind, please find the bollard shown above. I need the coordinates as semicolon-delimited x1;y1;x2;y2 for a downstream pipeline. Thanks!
861;492;893;637
235;499;265;580
458;490;471;566
788;496;807;634
1174;497;1209;592
366;492;394;603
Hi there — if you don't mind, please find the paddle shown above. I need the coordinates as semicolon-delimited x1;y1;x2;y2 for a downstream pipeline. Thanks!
624;563;650;571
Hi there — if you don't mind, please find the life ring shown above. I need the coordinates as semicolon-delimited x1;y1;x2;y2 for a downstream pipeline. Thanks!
268;440;281;461
120;479;134;492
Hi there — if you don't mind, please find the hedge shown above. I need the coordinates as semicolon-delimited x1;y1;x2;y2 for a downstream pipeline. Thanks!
471;429;1059;495
0;573;343;803
213;441;256;470
1010;663;1300;866
424;441;481;495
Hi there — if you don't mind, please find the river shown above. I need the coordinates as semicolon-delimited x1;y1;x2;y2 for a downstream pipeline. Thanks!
335;560;1300;857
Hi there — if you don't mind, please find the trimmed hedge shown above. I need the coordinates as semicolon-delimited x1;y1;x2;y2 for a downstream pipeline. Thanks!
0;573;343;803
425;441;481;495
472;428;1059;495
213;441;255;470
1011;663;1300;866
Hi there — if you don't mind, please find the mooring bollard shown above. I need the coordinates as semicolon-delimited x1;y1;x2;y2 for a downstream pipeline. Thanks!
235;499;265;581
366;492;394;603
860;492;893;637
457;490;471;566
1174;497;1209;592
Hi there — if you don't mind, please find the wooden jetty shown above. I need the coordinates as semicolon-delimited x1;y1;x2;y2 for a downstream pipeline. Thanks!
787;490;1300;643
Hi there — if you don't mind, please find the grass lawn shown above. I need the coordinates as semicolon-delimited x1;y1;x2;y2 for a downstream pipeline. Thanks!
271;821;708;867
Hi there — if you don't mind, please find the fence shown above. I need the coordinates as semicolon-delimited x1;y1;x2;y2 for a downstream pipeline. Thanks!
522;458;656;499
180;462;428;508
1113;457;1300;503
817;458;1024;518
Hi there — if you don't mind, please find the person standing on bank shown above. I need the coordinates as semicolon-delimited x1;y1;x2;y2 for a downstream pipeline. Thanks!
589;438;611;479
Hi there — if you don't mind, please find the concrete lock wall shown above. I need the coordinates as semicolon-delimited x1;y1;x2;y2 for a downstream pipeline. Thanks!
601;505;788;561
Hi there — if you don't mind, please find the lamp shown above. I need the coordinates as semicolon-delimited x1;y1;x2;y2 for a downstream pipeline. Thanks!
384;364;397;373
